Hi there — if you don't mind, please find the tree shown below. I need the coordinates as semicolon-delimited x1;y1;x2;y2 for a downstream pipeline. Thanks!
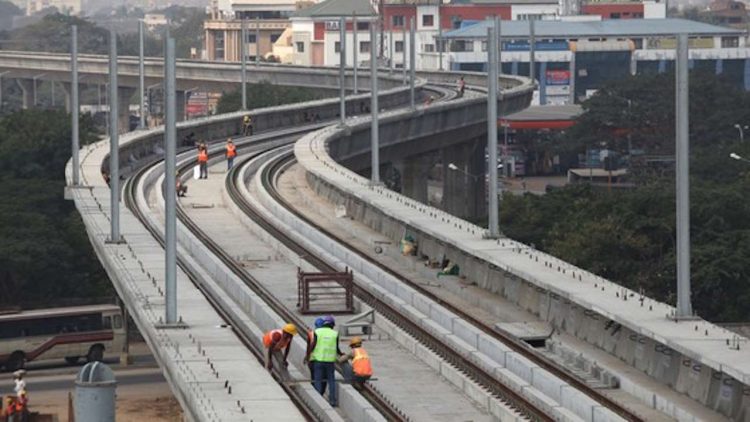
216;81;328;114
499;72;750;322
0;109;111;309
0;0;22;30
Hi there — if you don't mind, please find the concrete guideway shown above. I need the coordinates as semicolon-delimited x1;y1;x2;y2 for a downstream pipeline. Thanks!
294;88;750;421
64;134;308;422
174;154;499;422
278;162;733;422
63;61;534;420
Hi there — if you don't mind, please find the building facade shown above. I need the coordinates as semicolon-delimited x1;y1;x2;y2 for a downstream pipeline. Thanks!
442;18;750;104
26;0;81;15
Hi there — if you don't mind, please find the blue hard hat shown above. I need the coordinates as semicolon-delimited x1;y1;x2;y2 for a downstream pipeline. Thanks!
314;317;325;328
322;315;335;327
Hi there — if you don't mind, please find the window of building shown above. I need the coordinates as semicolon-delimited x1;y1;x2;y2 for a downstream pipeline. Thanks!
450;16;462;29
632;38;643;49
423;44;435;52
633;12;643;17
296;42;305;53
450;40;473;52
270;33;282;43
215;32;225;60
482;40;487;52
422;14;434;27
611;12;621;19
357;22;369;31
335;41;341;53
395;41;404;53
392;15;405;27
247;34;257;43
722;36;739;47
360;41;371;53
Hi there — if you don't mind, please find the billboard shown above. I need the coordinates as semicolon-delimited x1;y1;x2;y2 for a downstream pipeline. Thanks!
545;70;571;86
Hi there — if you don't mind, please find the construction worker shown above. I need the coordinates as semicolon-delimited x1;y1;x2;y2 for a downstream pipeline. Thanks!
338;337;372;390
14;391;27;422
306;317;326;387
12;372;25;399
263;323;297;379
197;146;208;179
225;138;237;170
242;115;253;136
424;95;435;107
3;396;16;422
457;76;466;97
305;315;342;407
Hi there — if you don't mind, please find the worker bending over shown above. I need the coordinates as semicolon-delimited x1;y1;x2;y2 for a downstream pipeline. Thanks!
305;315;342;407
263;324;297;380
242;115;253;136
338;337;373;390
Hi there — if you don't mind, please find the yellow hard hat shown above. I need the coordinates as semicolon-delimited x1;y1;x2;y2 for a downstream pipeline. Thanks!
349;336;362;347
283;323;297;336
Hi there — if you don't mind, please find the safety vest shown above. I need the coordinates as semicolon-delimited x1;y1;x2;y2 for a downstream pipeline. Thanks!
263;329;291;351
352;347;372;377
226;144;237;158
311;327;338;362
198;150;208;163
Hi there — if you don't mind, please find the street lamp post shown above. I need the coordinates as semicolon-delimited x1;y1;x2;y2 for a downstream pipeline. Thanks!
730;152;750;163
734;124;748;143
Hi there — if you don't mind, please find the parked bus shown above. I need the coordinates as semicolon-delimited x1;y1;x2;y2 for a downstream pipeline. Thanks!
0;304;125;371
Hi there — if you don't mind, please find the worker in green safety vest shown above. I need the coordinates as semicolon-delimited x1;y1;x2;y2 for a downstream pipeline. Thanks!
304;315;342;407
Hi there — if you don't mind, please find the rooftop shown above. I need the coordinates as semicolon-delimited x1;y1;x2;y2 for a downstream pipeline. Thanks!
444;18;745;39
293;0;376;18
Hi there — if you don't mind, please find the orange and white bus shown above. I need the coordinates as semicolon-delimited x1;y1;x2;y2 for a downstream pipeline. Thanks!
0;304;125;371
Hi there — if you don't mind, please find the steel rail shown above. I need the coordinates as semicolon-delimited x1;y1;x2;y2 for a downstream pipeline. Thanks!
261;151;647;422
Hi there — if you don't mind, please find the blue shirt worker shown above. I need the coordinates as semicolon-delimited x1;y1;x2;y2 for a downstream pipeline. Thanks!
304;315;342;407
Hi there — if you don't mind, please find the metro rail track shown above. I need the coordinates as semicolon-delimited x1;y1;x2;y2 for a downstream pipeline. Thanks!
239;149;644;421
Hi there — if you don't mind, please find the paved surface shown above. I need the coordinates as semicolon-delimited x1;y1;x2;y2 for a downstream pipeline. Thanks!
180;158;495;422
279;163;731;422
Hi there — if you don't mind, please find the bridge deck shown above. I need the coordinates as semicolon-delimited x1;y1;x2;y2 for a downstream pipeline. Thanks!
178;158;497;421
66;135;306;422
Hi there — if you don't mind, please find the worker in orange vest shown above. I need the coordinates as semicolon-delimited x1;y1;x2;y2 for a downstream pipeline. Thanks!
197;146;208;179
338;337;372;390
225;138;237;170
14;391;27;422
2;396;16;421
263;323;297;379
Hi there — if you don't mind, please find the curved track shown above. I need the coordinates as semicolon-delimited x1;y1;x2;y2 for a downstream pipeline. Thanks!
239;148;647;422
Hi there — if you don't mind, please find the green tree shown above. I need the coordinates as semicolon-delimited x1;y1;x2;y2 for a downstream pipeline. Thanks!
216;81;329;114
0;109;111;309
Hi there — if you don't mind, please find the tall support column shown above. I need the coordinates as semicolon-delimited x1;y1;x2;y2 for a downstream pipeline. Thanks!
117;87;135;133
370;22;379;184
441;140;486;220
138;20;146;129
164;37;178;325
630;51;638;76
339;16;346;125
438;21;444;71
402;24;407;85
241;20;247;110
389;27;394;74
487;26;499;238
108;28;122;243
71;25;80;186
255;17;261;66
529;19;536;83
675;33;693;318
409;17;415;109
15;79;34;109
569;52;576;104
353;14;358;95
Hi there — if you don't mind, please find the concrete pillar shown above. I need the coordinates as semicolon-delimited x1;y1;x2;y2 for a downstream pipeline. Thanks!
117;87;135;133
744;58;750;91
715;58;723;75
511;61;518;75
60;82;77;113
441;139;487;221
176;90;186;122
630;51;638;75
658;59;666;74
15;78;34;109
395;155;433;204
